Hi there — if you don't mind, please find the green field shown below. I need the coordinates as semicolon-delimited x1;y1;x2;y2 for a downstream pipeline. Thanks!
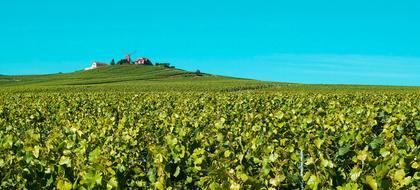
1;64;419;93
0;65;275;93
0;65;419;189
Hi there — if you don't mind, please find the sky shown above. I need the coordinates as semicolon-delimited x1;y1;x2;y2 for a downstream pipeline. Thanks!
0;0;419;86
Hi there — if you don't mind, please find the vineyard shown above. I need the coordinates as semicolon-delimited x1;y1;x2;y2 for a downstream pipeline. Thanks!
0;91;419;189
0;66;419;189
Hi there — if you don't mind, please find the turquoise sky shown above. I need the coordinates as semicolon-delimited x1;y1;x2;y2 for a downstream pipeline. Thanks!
0;0;419;85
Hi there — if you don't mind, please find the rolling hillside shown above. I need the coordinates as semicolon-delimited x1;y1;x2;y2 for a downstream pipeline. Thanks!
1;65;200;86
1;64;419;93
0;65;275;92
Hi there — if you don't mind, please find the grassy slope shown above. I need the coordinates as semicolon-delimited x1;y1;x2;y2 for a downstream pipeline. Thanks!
1;65;419;93
1;65;191;86
0;65;275;92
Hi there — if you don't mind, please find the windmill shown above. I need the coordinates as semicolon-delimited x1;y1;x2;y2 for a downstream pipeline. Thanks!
125;51;136;64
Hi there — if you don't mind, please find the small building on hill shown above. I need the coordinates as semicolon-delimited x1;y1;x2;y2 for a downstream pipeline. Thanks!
85;61;108;70
134;57;152;65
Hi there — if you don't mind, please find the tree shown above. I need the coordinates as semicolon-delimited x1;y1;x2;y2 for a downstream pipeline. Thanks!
195;69;202;76
110;59;115;65
117;59;129;65
156;63;170;68
144;59;153;65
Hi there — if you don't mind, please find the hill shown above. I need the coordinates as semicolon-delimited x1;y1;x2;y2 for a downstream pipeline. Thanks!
0;65;274;92
1;64;419;93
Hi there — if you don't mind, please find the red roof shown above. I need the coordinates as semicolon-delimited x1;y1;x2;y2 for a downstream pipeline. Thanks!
94;62;108;66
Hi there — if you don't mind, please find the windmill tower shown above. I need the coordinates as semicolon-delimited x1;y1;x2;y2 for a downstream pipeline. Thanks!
125;51;136;64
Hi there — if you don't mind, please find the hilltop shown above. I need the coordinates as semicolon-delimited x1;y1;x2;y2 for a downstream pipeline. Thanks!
0;65;273;92
0;65;209;86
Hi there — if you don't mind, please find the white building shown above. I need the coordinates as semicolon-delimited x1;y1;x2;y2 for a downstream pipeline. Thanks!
85;62;108;70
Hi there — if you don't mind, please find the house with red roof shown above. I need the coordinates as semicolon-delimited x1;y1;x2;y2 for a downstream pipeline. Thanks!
85;61;108;70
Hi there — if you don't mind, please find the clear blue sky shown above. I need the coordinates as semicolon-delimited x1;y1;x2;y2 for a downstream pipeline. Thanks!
1;0;419;86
